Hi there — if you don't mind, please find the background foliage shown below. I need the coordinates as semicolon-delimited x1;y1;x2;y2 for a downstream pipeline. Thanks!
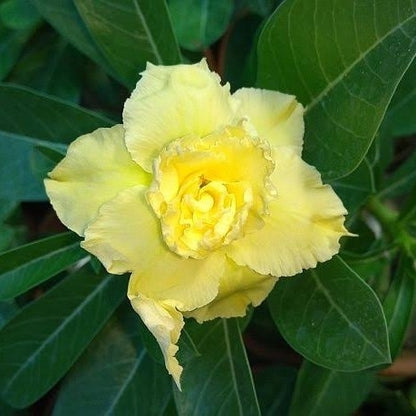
0;0;415;414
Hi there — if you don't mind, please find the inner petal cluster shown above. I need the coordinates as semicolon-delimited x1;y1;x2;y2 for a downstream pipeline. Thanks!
147;123;276;259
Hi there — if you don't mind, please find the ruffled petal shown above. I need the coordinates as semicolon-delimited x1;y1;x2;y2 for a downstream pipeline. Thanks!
82;185;225;310
233;88;304;155
123;59;238;172
186;258;277;323
44;125;150;236
128;292;184;389
227;148;349;277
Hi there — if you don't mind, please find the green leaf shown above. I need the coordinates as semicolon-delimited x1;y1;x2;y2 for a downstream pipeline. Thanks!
0;267;126;408
168;0;233;51
0;131;60;200
289;360;374;416
0;300;18;330
174;319;261;416
381;59;416;138
53;303;171;415
255;365;297;416
268;256;391;371
0;84;112;200
9;32;85;103
379;150;416;198
0;83;112;142
383;255;416;359
0;0;41;30
74;0;181;88
224;14;262;90
33;0;118;81
331;156;375;215
257;0;416;180
0;232;87;300
0;23;34;80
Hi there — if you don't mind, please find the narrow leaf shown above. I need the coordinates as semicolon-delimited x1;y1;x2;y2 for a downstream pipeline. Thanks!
257;0;416;179
53;303;171;416
174;319;261;416
268;256;391;371
74;0;181;88
0;232;86;299
0;268;126;408
0;83;112;142
289;361;374;416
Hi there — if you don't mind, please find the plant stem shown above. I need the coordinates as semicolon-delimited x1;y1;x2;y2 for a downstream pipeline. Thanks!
367;196;399;237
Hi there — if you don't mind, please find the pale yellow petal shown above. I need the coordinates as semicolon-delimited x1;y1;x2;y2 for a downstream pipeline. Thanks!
186;258;277;323
82;185;224;310
44;125;150;236
227;148;349;277
129;292;184;389
233;88;304;154
123;59;238;172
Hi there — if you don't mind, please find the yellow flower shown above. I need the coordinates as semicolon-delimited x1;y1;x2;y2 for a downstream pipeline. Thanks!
45;59;349;388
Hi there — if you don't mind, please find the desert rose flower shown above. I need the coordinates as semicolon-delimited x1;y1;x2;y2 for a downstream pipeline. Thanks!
45;59;349;388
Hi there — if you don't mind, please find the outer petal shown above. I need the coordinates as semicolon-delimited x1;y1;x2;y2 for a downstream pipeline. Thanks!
128;292;183;388
227;148;349;277
82;185;225;311
44;125;149;236
123;59;238;172
233;88;304;155
186;258;277;323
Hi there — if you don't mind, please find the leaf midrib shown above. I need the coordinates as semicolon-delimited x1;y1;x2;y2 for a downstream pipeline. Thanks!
305;11;416;114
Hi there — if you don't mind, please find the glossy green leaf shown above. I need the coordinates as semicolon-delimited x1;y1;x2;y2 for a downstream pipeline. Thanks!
289;361;374;416
255;365;297;416
0;84;112;142
0;232;87;299
53;303;171;416
75;0;181;88
168;0;233;51
383;255;416;359
268;256;391;371
174;319;261;416
0;268;126;408
33;0;117;81
257;0;416;180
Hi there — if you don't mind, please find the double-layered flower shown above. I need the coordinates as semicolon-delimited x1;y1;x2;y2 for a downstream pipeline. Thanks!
45;60;349;387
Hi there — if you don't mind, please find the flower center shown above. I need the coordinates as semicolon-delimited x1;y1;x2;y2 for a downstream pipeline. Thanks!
147;123;276;259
